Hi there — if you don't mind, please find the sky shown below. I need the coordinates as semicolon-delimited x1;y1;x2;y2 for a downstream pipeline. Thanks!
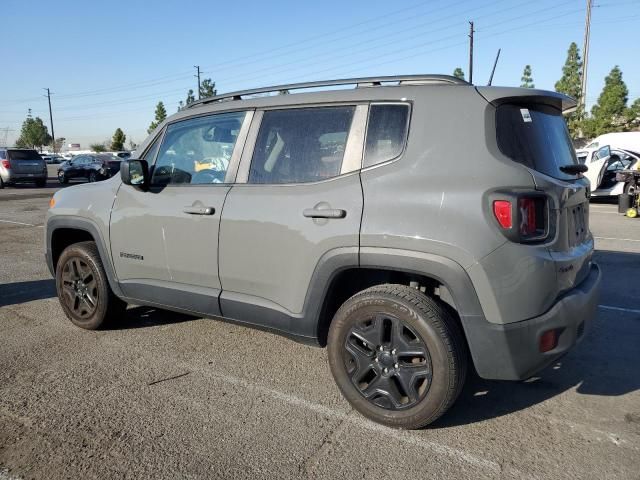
1;0;639;148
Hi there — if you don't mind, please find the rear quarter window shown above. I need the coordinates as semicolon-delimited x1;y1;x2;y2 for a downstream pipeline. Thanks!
496;104;578;181
364;104;410;168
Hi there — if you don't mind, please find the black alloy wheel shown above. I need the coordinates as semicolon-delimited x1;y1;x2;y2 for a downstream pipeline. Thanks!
59;256;99;320
344;313;432;410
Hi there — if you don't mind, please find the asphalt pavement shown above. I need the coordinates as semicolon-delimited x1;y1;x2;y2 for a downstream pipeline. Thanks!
0;171;639;479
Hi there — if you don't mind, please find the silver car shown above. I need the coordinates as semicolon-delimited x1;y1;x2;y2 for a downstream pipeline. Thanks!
0;148;48;188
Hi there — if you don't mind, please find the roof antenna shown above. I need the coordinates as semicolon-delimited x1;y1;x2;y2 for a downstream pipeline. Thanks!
487;48;501;86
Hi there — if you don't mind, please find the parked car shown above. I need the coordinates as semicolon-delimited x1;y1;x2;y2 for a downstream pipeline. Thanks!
57;154;122;184
43;155;64;164
579;145;639;197
0;148;47;188
583;132;640;152
45;75;601;429
113;151;132;159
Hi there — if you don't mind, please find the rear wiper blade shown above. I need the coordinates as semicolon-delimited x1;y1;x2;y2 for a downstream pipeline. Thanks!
559;164;588;175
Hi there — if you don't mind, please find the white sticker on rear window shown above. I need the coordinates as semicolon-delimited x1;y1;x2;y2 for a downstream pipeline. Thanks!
520;108;532;122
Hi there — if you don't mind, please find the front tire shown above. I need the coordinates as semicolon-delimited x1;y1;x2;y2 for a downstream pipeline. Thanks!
327;284;467;429
89;171;97;183
55;241;126;329
58;171;68;184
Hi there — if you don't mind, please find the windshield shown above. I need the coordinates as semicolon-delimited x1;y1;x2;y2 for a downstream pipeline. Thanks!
496;104;578;181
8;150;42;161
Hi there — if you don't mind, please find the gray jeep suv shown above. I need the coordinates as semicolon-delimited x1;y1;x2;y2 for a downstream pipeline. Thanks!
45;75;601;429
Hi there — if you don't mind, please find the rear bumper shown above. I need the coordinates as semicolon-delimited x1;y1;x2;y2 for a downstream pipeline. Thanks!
464;263;601;380
1;171;47;183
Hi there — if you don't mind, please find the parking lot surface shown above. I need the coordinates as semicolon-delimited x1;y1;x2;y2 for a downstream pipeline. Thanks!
1;174;639;479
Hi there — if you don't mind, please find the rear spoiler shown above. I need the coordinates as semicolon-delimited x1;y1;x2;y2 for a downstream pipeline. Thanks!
475;86;577;114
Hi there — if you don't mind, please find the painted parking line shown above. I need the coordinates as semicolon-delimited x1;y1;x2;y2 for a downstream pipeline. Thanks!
0;219;36;227
598;304;640;314
594;236;640;243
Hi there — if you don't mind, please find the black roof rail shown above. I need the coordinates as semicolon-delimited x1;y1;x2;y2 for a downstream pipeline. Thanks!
186;74;468;109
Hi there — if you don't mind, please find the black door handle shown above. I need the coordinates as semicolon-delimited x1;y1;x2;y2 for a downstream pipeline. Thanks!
183;206;215;215
303;208;346;219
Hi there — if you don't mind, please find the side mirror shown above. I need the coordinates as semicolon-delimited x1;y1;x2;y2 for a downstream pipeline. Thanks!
121;159;149;188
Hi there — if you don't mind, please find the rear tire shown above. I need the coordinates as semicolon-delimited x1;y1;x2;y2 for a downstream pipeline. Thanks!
55;241;127;330
327;284;467;429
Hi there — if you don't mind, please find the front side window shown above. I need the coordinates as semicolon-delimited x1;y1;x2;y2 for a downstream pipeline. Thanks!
142;134;162;163
364;104;410;167
151;111;246;186
248;106;355;184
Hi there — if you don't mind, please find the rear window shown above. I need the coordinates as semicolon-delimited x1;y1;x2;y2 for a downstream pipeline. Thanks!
8;149;43;161
496;104;578;180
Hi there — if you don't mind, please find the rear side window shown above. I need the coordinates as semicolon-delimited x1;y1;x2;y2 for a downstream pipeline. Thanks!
364;104;410;167
496;104;578;180
249;106;355;184
8;150;42;161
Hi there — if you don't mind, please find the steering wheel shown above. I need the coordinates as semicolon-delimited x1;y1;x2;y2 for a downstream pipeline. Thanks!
191;169;225;184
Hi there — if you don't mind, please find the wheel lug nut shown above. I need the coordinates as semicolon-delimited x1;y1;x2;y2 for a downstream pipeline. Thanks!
383;368;388;373
374;358;379;363
394;363;399;369
391;349;396;354
378;346;384;351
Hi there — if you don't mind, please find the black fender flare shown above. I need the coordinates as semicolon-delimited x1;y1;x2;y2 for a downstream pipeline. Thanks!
46;216;124;298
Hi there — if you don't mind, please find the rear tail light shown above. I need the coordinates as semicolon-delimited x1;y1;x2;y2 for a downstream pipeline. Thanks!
1;159;9;169
493;201;512;229
492;194;548;243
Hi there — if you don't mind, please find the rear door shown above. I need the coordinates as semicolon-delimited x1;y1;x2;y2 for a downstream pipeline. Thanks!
110;110;252;315
7;149;45;174
218;105;366;335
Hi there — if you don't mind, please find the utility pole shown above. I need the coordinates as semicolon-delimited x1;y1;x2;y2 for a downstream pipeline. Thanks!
580;0;592;111
194;65;201;100
468;21;475;85
44;88;56;152
488;48;501;86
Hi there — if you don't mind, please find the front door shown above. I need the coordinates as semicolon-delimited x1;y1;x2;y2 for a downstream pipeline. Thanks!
585;145;611;190
110;110;252;316
218;105;366;336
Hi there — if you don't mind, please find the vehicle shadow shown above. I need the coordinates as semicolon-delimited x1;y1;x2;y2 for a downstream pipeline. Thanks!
0;279;56;307
433;249;640;428
111;306;197;330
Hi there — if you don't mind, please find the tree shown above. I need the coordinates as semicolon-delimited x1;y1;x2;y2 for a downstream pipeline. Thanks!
520;65;534;88
555;42;583;137
15;116;52;150
148;101;167;134
178;89;196;110
585;66;630;137
90;143;107;152
452;67;465;80
624;98;640;131
54;137;66;153
111;128;126;151
200;78;217;99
